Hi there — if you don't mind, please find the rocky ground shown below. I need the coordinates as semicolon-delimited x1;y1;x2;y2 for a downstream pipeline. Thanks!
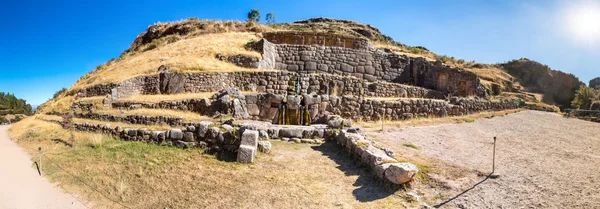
368;111;600;208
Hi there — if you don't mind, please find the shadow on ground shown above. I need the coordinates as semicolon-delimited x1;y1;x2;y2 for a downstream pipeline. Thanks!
433;173;496;208
311;141;401;202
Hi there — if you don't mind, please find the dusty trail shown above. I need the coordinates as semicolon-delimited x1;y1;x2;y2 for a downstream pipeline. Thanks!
370;111;600;208
0;125;86;209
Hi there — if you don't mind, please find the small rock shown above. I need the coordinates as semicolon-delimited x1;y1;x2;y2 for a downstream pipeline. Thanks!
258;141;272;153
291;137;301;143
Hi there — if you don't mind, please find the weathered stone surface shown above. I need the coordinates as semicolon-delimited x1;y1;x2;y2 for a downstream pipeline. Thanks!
241;130;259;147
169;129;183;140
197;121;212;138
259;130;270;140
326;115;352;128
384;163;419;184
258;141;272;153
237;145;257;163
160;71;185;94
279;128;305;138
183;132;195;142
374;163;393;179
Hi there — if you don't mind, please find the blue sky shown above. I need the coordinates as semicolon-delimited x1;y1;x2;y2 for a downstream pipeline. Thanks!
1;0;599;105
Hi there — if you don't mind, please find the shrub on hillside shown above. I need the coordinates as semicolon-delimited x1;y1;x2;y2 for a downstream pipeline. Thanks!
571;85;598;110
53;88;68;99
501;58;583;109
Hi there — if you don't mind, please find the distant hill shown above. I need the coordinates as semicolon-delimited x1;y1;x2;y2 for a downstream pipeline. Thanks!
501;58;584;109
0;92;32;123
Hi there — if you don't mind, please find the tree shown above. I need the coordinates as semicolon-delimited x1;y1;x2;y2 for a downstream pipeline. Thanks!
265;12;276;24
571;85;597;109
247;9;261;22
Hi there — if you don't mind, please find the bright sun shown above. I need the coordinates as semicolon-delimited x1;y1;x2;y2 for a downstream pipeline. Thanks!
565;1;600;44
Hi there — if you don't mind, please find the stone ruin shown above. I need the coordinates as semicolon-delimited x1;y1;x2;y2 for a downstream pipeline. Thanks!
62;31;526;185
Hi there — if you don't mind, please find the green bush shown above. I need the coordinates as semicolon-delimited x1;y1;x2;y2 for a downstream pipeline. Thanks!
571;85;597;109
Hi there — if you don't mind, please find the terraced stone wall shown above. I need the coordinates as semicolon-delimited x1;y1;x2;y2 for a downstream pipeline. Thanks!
259;39;411;83
107;93;519;122
259;33;483;97
75;83;118;97
263;32;370;50
79;71;442;101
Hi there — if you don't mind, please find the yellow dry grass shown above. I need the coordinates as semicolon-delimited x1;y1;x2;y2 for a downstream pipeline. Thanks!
372;42;437;61
465;66;512;84
8;117;415;208
72;32;272;90
37;95;76;114
93;108;212;122
72;118;173;131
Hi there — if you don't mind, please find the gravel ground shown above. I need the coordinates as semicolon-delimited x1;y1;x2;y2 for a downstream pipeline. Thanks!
0;125;86;209
369;111;600;208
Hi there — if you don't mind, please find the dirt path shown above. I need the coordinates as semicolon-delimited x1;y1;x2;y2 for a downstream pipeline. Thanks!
369;111;600;208
0;125;87;209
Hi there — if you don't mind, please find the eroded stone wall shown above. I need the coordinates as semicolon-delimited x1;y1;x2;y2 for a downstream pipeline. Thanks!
263;32;370;50
76;83;118;97
259;34;483;97
107;92;519;122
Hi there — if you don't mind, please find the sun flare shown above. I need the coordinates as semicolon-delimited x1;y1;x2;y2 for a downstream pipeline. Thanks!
565;1;600;44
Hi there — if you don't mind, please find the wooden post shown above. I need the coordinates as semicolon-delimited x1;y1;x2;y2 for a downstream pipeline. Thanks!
492;137;496;174
38;147;43;176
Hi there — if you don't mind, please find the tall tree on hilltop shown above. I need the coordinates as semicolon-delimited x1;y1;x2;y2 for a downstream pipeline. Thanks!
247;9;261;22
265;12;276;24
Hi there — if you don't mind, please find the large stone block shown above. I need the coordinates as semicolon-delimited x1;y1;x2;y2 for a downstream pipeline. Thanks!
196;121;212;139
305;62;317;71
279;128;305;138
183;132;195;142
385;163;419;184
374;163;393;179
169;129;184;140
341;63;354;72
237;145;257;163
241;130;259;147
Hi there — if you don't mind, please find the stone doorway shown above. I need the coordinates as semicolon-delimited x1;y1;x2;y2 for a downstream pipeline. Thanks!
458;81;467;96
437;73;448;91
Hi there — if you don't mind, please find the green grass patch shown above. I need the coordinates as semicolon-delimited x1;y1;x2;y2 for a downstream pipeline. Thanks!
402;143;420;150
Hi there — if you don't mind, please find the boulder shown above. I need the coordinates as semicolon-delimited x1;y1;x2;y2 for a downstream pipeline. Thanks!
258;141;272;153
169;129;184;140
183;132;195;142
241;130;259;147
374;163;393;179
196;121;212;138
159;71;185;94
326;115;352;128
232;98;249;119
237;145;257;163
384;163;419;184
259;130;270;140
279;128;304;138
